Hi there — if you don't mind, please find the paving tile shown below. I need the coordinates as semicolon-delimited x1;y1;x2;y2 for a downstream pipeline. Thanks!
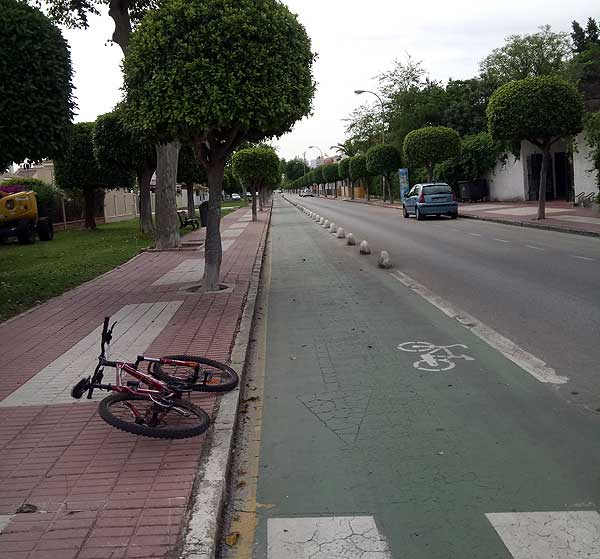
0;207;269;558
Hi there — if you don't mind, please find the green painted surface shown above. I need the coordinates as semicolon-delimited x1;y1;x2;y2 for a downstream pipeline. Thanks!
254;200;600;558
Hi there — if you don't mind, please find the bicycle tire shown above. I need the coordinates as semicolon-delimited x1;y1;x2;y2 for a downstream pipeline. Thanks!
98;393;210;439
151;355;239;393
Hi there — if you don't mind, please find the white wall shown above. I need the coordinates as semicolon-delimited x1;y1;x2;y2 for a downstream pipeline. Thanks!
573;131;598;197
487;153;526;201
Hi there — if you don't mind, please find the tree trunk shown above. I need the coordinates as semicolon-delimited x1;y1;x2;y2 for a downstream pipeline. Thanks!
203;161;225;291
388;175;394;204
538;144;551;220
108;0;131;54
241;184;248;206
83;188;97;229
251;186;257;221
334;181;338;198
366;179;370;201
382;176;387;203
154;141;181;250
426;164;434;182
186;183;195;218
139;164;154;234
258;185;264;211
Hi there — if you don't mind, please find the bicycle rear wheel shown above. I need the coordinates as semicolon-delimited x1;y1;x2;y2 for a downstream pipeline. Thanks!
150;355;239;393
98;393;210;439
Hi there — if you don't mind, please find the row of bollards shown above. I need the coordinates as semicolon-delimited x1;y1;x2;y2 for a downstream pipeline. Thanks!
292;201;392;269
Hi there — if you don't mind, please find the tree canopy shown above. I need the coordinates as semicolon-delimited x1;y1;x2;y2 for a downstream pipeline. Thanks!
349;155;371;182
339;158;351;181
322;163;340;183
366;144;402;179
232;148;280;191
55;122;127;228
285;158;306;182
1;0;74;171
479;25;571;86
123;0;315;145
403;126;462;181
487;76;583;147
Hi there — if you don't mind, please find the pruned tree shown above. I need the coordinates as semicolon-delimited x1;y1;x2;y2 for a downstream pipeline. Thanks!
487;76;583;219
93;108;156;232
55;122;132;228
123;0;314;289
338;158;352;199
366;144;402;203
322;163;340;198
1;0;74;171
285;158;306;182
349;154;373;200
232;148;279;221
403;126;462;182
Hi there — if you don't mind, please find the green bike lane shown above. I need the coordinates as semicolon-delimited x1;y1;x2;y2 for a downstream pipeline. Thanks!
250;200;600;558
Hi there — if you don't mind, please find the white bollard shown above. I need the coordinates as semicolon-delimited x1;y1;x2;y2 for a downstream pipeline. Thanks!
329;222;336;232
378;250;392;269
359;240;371;255
336;227;345;238
316;214;320;221
347;233;356;245
324;220;330;228
319;217;325;225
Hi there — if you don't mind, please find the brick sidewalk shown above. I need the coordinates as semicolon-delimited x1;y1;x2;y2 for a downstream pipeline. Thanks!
0;207;269;559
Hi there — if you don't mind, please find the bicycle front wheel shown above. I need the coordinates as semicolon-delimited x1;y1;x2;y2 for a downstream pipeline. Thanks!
150;355;239;393
98;393;210;439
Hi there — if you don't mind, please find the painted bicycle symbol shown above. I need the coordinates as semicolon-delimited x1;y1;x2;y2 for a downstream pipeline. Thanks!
397;341;475;372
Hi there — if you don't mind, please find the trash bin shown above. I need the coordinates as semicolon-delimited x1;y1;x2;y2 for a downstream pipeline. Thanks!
199;201;209;227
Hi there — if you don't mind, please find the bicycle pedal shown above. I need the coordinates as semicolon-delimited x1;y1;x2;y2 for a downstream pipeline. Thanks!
71;378;90;399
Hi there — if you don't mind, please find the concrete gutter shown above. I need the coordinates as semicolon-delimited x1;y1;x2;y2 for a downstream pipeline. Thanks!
179;207;272;559
459;213;600;238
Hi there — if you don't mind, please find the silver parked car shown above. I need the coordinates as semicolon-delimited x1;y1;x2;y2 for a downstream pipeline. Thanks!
403;183;458;220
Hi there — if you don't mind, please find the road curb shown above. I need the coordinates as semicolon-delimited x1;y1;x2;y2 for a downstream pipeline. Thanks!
459;213;600;238
179;206;272;559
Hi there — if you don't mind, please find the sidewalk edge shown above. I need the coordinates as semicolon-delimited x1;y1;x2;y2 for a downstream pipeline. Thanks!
179;208;272;559
460;213;600;238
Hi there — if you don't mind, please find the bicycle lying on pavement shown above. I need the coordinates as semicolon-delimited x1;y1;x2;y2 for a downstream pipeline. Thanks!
71;317;239;439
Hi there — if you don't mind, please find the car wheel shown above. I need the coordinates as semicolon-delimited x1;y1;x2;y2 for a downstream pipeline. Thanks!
403;205;409;218
415;207;424;221
450;212;458;219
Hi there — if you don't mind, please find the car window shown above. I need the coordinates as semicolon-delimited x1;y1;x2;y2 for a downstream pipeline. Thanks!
423;184;452;194
408;187;417;197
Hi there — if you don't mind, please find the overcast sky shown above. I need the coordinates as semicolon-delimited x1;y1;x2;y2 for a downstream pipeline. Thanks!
64;0;597;162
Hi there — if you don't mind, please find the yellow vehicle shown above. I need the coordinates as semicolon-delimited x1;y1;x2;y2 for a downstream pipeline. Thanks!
0;189;54;244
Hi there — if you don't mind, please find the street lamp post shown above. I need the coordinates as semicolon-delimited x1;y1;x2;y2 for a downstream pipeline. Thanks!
355;89;386;201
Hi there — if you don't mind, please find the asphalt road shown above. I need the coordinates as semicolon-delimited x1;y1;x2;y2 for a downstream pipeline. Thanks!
289;194;600;411
225;198;600;559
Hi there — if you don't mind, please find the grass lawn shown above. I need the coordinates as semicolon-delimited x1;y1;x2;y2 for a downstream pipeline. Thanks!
0;205;243;323
0;219;152;322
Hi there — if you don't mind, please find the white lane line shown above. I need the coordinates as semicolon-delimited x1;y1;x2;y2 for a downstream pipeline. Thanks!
493;238;510;243
390;271;568;384
525;245;545;251
571;255;595;262
468;232;482;237
268;516;392;558
0;302;184;406
487;511;600;559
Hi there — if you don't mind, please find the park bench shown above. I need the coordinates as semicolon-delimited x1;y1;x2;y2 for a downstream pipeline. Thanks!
177;210;199;230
